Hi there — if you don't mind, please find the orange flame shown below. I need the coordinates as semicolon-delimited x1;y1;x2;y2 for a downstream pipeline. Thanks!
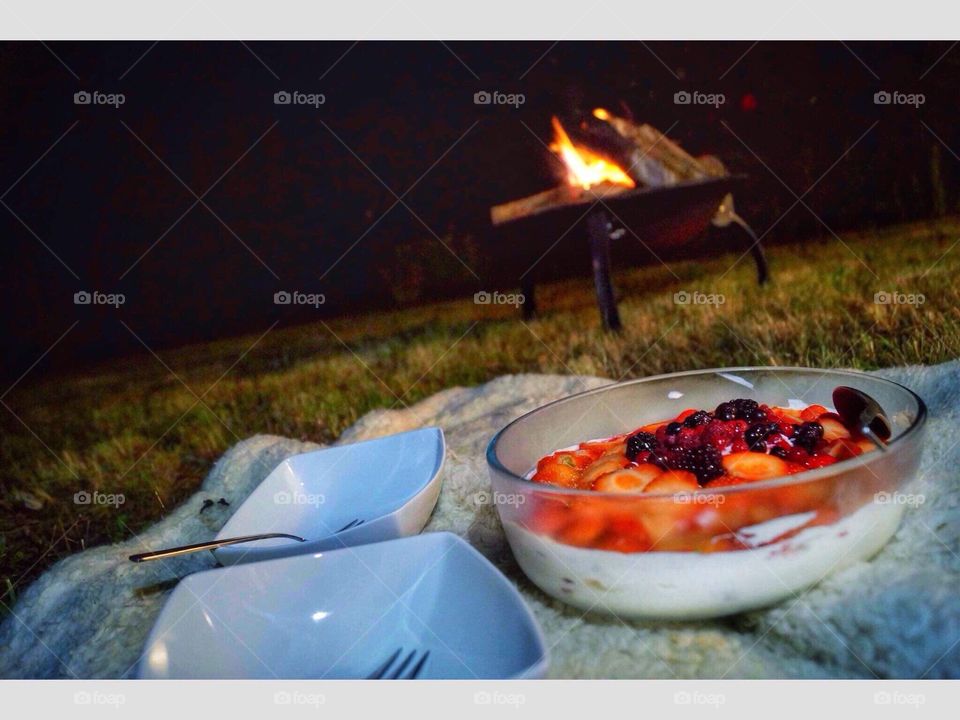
549;115;634;190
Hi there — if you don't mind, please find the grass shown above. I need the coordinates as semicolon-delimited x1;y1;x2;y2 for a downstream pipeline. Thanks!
2;217;960;602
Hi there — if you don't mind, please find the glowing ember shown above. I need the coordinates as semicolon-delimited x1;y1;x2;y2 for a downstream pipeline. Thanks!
549;115;635;190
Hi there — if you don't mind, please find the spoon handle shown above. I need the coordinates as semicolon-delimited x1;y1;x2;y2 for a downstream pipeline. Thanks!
860;426;890;452
128;533;306;563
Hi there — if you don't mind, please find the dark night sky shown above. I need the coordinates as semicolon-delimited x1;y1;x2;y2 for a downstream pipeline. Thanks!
1;41;958;376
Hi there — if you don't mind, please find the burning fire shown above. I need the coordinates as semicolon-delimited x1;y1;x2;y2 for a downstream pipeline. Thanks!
549;115;635;190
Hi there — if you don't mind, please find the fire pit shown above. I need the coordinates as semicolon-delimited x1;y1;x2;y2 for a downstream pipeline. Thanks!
490;109;767;330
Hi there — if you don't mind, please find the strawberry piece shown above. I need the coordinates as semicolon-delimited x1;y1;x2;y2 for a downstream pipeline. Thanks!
527;501;570;534
581;436;627;455
594;532;650;553
721;451;789;481
801;404;829;421
803;454;838;468
705;474;755;488
593;464;661;493
558;512;607;547
773;407;803;423
582;455;631;485
825;438;863;459
819;416;852;442
532;460;581;487
644;470;699;493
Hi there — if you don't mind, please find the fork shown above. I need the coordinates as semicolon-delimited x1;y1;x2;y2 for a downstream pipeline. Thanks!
366;648;431;679
128;519;365;563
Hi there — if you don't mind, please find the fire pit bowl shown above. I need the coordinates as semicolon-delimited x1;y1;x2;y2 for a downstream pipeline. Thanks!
490;175;765;329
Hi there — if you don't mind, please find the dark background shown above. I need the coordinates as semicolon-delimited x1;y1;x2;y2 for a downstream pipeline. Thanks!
2;41;957;377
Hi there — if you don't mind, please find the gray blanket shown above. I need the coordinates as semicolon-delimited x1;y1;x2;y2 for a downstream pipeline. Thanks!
2;362;958;679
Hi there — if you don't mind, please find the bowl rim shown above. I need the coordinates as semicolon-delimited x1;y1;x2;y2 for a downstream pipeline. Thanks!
486;366;927;498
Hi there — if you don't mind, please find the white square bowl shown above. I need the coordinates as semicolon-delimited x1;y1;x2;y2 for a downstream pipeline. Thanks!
138;532;548;679
213;427;445;565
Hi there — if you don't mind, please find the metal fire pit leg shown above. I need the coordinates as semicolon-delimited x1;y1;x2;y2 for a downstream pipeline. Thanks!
520;275;537;319
586;209;622;331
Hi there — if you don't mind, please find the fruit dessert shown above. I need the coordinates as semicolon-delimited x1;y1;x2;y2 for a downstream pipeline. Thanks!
531;398;876;494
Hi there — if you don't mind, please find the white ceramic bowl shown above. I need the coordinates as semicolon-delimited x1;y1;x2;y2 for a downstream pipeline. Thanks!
214;427;445;565
138;532;548;679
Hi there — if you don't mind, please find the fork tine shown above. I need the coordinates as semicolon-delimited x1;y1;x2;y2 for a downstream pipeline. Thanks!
388;649;417;679
405;650;430;679
367;647;402;679
335;519;362;533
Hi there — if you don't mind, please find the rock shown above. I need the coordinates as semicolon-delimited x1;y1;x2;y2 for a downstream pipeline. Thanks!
1;365;958;678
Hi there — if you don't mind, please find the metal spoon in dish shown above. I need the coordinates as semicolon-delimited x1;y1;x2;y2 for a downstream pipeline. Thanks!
832;385;892;452
128;519;364;563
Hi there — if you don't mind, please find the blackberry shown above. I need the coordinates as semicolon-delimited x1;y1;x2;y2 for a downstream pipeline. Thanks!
714;402;737;421
770;446;789;459
792;421;824;452
665;421;683;435
647;449;671;469
625;431;658;460
746;407;768;422
731;398;760;419
683;410;712;428
668;446;724;485
745;422;779;452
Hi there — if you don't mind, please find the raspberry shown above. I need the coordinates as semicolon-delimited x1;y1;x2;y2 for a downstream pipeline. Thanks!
673;427;704;450
701;419;735;450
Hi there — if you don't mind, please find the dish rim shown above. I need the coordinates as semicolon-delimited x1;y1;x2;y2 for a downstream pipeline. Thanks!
486;365;926;499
